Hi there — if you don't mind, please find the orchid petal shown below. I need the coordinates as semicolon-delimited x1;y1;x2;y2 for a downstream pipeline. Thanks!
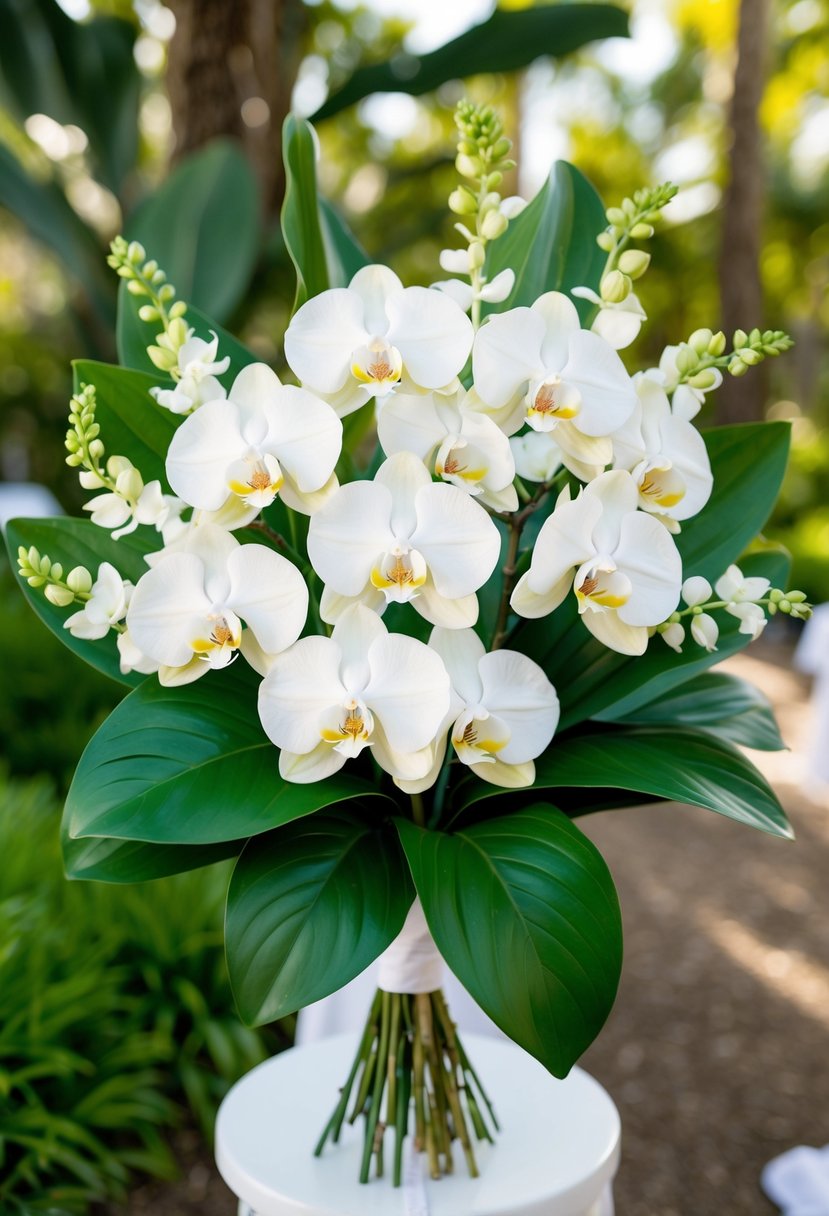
469;758;535;788
376;452;432;538
331;603;387;692
127;554;212;667
348;265;403;334
386;287;473;388
428;626;485;706
413;582;479;629
377;392;446;462
582;611;649;656
225;545;307;656
511;569;573;619
166;398;247;510
561;330;637;437
525;491;601;596
587;470;640;555
614;512;683;626
258;636;346;754
532;291;581;371
364;633;450;753
479;268;515;304
477;650;560;764
307;481;395;596
472;307;545;409
410;483;500;598
262;384;342;491
283;288;368;394
279;743;347;784
432;279;474;312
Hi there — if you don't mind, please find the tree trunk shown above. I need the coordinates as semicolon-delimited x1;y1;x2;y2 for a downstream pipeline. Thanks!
166;0;307;215
716;0;770;423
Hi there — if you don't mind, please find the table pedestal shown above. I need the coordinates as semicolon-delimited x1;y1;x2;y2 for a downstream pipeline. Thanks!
216;1033;620;1216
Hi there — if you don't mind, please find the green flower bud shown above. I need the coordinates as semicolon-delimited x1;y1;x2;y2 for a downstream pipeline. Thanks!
600;270;631;303
67;566;93;594
45;584;75;607
127;279;147;296
739;347;763;366
456;153;483;179
779;598;791;613
729;358;749;377
688;369;719;389
491;137;512;160
485;171;504;191
733;328;748;349
88;439;105;460
27;575;46;588
468;242;486;270
617;250;650;279
674;346;698;374
449;186;478;216
169;300;188;319
167;317;189;348
481;210;508;240
596;231;615;252
768;600;778;615
138;305;160;323
630;222;654;239
769;588;783;603
689;328;714;355
605;207;626;227
787;590;807;603
148;345;178;372
158;283;176;302
127;241;146;264
749;327;762;345
707;331;727;356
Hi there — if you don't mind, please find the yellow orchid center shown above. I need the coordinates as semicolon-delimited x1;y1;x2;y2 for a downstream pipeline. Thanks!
370;547;427;603
574;562;632;613
528;376;580;422
638;463;685;509
351;338;403;391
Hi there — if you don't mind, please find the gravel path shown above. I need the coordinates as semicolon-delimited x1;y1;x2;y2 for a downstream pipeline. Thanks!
123;639;828;1215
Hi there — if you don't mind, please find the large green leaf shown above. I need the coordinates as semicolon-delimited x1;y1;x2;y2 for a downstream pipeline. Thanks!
608;671;785;751
116;280;257;382
397;807;622;1077
483;160;607;318
62;816;241;884
226;810;414;1024
0;0;140;193
73;361;180;488
676;422;790;582
5;516;155;686
124;140;260;322
320;197;370;286
0;145;112;320
65;674;393;845
312;5;629;121
281;114;331;312
464;726;792;839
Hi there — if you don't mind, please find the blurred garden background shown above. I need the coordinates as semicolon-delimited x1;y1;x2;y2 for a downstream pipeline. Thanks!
0;0;827;1212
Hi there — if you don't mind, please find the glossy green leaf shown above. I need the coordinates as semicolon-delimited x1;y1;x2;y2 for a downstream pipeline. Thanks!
62;816;241;884
116;280;256;381
73;360;180;487
313;5;629;121
227;810;414;1024
65;674;393;845
397;808;622;1077
471;726;793;839
0;145;112;319
676;422;790;582
483;160;607;318
5;517;155;686
124;140;260;322
608;671;785;751
320;197;370;286
282;115;331;312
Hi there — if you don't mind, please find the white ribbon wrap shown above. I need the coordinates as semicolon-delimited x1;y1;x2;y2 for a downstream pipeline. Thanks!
377;898;445;994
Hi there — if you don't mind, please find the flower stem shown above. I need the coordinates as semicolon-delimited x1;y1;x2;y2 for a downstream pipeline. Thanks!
316;987;497;1185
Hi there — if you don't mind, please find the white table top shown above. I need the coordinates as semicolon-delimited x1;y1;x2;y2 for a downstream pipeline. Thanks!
215;1033;620;1216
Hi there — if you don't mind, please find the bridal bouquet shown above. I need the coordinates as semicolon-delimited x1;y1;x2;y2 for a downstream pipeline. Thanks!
10;102;804;1186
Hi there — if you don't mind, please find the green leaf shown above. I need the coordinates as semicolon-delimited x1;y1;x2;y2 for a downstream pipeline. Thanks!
4;517;155;686
116;280;257;381
320;197;370;286
608;671;785;751
226;810;414;1024
0;144;112;320
676;422;790;582
61;816;240;884
483;160;607;319
125;140;260;322
65;673;394;845
281;114;331;312
72;361;179;487
397;808;622;1078
312;5;629;121
473;726;792;839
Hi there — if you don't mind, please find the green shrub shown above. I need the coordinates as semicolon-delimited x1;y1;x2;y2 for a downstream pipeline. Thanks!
0;773;287;1213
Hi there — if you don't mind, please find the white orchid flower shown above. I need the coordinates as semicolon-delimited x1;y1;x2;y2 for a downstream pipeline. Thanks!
377;387;517;511
471;292;637;472
307;451;501;630
611;375;713;530
165;362;342;519
510;430;605;485
117;627;161;676
150;329;230;415
660;621;686;652
399;627;560;792
432;264;515;314
682;575;712;607
258;604;450;784
127;524;308;685
571;286;647;350
64;562;130;640
283;265;474;418
690;613;719;651
81;456;186;541
653;345;723;420
511;470;682;655
715;564;770;640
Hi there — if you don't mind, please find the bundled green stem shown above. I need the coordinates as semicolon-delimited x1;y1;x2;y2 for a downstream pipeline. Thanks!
315;988;497;1185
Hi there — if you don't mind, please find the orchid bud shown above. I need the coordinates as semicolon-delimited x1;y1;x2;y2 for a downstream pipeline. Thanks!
707;330;727;356
67;566;93;594
596;231;615;252
630;222;654;239
689;328;714;355
600;270;631;303
674;346;698;374
481;210;508;240
605;207;626;227
449;187;478;216
456;153;483;179
733;328;748;349
148;345;177;371
45;584;76;607
468;242;486;269
688;369;719;389
728;358;749;377
618;250;650;279
739;347;763;366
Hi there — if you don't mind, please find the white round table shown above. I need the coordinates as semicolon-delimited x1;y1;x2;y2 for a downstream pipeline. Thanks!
215;1033;621;1216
